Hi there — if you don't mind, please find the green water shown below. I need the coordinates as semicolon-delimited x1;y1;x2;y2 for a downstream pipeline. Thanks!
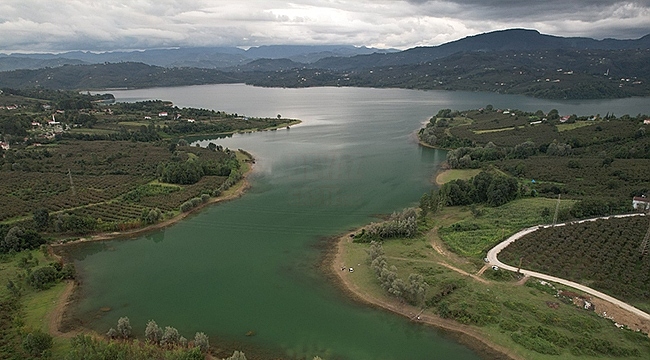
70;85;650;359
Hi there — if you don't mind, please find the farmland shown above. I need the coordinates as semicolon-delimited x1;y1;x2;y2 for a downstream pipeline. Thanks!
0;89;290;239
499;216;650;312
0;140;247;236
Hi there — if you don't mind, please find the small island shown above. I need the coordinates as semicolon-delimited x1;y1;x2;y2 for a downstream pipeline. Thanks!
334;106;650;359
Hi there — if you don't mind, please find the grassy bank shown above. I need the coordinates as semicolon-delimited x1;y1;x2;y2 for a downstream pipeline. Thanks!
335;199;650;360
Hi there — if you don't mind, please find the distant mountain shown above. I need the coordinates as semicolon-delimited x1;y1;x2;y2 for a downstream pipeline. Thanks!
312;29;650;71
0;56;87;72
0;45;395;71
1;29;649;100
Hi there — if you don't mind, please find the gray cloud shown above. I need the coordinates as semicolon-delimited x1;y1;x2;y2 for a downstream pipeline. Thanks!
0;0;648;53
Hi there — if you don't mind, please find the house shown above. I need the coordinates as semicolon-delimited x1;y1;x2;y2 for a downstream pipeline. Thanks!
158;112;168;117
632;196;650;211
144;116;152;120
560;115;571;123
0;141;9;150
187;119;196;123
31;122;42;127
644;119;650;125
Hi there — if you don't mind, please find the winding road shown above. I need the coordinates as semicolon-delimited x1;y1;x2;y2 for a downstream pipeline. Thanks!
486;213;650;322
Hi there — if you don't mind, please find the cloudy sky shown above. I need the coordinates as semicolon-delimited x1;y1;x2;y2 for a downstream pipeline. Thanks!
1;0;649;53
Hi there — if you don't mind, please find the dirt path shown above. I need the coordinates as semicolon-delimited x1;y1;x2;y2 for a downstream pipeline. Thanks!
47;281;79;338
332;233;520;360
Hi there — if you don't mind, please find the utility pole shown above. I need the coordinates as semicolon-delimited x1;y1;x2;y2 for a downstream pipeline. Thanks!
552;194;561;226
640;215;650;257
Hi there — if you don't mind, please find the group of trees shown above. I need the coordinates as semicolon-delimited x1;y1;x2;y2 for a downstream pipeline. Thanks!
353;208;418;242
157;156;238;185
421;171;520;213
366;241;427;305
106;317;210;354
0;225;45;254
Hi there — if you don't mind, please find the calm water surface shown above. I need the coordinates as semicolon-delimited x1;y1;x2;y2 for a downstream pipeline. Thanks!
71;85;650;359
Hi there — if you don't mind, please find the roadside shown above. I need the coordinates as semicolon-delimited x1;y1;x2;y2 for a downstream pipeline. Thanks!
486;213;650;334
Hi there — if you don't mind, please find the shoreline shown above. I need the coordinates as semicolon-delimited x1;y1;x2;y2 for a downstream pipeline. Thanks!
327;231;521;360
51;156;253;249
47;154;254;337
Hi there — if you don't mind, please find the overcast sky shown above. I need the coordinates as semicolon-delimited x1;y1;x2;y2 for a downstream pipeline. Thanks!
1;0;649;53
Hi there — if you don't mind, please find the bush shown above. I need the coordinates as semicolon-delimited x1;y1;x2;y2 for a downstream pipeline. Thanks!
28;266;58;290
22;329;53;357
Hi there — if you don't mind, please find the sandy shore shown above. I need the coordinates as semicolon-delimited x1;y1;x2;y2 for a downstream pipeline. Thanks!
328;232;521;360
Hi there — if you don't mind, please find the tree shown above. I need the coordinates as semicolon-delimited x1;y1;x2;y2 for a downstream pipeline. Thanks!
117;317;132;339
28;266;58;290
1;226;22;253
22;329;53;357
194;332;209;352
33;208;50;230
225;350;247;360
106;328;118;339
145;320;163;344
161;326;180;346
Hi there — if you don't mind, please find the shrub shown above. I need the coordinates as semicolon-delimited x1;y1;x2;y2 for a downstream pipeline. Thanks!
22;329;53;357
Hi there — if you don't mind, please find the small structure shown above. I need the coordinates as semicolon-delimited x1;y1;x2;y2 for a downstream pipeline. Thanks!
158;112;168;117
0;141;9;150
644;119;650;125
632;196;650;211
187;119;196;123
144;116;152;120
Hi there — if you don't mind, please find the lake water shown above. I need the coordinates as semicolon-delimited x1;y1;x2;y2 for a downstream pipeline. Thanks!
71;85;650;359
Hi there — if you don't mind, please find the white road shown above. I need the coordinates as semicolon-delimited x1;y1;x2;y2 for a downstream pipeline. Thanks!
486;213;650;321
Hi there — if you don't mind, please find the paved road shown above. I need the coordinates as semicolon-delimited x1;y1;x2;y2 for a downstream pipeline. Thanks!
486;213;650;321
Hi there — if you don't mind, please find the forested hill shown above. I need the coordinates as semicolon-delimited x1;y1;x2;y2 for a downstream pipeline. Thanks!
2;47;648;100
0;62;241;89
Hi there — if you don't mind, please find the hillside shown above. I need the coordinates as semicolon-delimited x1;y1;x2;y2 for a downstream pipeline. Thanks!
1;29;649;99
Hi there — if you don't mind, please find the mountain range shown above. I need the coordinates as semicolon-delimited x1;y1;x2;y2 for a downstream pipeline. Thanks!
1;29;649;100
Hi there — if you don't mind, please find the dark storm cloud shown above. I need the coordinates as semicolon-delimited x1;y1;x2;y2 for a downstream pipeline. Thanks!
0;1;647;53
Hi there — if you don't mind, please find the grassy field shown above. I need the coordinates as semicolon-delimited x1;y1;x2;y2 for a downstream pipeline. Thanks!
435;169;482;185
474;127;516;134
556;121;596;132
438;198;575;258
341;200;650;360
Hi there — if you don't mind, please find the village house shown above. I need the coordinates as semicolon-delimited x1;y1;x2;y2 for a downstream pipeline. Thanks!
0;141;9;150
644;119;650;125
632;196;650;211
158;112;168;117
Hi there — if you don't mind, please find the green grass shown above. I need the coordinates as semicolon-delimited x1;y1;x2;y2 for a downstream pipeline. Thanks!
22;282;67;332
435;169;482;184
556;121;596;132
342;205;650;359
439;197;575;258
474;126;515;134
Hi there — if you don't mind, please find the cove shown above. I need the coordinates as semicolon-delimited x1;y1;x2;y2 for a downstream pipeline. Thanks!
68;85;650;359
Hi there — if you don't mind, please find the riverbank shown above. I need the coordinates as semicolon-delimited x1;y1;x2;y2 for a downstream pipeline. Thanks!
329;231;520;360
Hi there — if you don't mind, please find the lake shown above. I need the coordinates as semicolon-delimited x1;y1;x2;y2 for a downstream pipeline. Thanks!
71;85;649;359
